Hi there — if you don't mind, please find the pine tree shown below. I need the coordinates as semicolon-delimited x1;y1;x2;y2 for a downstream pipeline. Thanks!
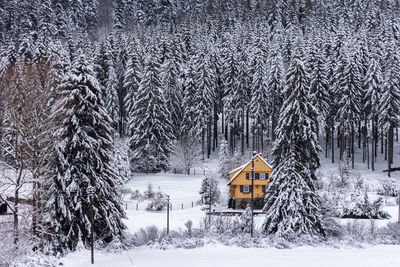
161;38;183;139
250;38;269;152
379;50;400;177
181;59;197;137
364;58;382;171
43;54;126;254
123;40;142;136
266;43;284;141
105;64;120;131
218;139;231;180
193;50;215;160
263;56;325;239
128;50;174;172
336;54;362;168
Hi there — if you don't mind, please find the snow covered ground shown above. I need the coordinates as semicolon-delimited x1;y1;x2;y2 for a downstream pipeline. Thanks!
61;143;400;267
63;243;400;267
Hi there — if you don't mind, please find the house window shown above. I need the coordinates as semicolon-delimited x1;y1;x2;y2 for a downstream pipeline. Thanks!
260;173;265;180
243;185;250;193
247;173;255;180
255;173;259;179
262;185;269;193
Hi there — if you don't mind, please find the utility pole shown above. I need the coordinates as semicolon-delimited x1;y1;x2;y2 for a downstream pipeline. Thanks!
166;195;170;235
208;178;212;229
87;186;95;265
251;151;256;238
398;193;400;223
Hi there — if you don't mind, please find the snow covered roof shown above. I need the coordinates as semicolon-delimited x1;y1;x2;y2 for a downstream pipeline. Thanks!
227;154;272;186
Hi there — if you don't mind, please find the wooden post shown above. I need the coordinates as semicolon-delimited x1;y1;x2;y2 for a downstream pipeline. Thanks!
87;186;95;265
398;194;400;223
166;196;170;235
126;203;127;210
136;203;138;211
181;203;183;210
251;151;255;238
192;201;193;208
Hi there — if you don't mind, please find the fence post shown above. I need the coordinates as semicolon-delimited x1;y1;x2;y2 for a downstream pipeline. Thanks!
192;201;193;208
126;203;128;210
181;203;183;210
203;169;205;175
136;203;138;211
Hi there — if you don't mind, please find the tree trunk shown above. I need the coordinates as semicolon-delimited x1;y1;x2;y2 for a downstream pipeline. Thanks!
325;128;329;158
351;126;355;169
213;103;218;151
388;124;393;177
241;111;244;155
331;124;335;164
358;121;361;149
246;109;249;148
372;119;375;171
207;116;211;158
381;127;384;154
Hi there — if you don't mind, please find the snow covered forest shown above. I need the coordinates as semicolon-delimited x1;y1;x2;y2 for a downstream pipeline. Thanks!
1;0;400;266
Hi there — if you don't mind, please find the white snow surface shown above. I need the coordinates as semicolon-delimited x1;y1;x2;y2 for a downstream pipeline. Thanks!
63;243;400;267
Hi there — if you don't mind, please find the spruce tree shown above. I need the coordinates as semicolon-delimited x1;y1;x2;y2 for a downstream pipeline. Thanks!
43;54;126;254
123;41;142;135
128;50;174;172
379;50;400;177
263;56;325;239
250;39;269;152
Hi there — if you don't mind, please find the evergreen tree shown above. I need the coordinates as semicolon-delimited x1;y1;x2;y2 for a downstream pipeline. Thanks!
43;54;126;254
336;54;362;167
263;56;324;239
250;38;269;152
181;59;197;137
161;39;183;138
128;50;174;172
217;139;231;180
123;40;142;135
364;58;382;171
379;50;400;177
266;43;284;141
193;50;215;159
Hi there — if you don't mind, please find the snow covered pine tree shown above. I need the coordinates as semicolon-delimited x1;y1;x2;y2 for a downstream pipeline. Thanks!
263;55;325;240
44;54;127;254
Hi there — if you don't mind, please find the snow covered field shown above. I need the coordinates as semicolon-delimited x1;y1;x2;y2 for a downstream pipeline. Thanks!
64;243;400;267
59;146;400;267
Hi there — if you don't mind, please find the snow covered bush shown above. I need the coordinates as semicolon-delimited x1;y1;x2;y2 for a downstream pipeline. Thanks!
130;189;142;200
379;222;400;244
377;178;400;197
199;175;220;205
144;183;155;199
132;226;167;246
338;193;391;219
146;191;167;211
185;220;193;237
239;205;252;233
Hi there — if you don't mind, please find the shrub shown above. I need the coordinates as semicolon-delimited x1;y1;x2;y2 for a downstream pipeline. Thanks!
377;178;400;197
146;191;167;211
339;193;391;219
130;189;142;200
144;183;156;199
132;225;167;246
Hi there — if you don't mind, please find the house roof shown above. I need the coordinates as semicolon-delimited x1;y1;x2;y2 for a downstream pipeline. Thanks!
227;154;272;185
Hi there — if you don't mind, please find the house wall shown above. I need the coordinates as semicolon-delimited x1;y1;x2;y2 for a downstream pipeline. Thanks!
229;155;271;199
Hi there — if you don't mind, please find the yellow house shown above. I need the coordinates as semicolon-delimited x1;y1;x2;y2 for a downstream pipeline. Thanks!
227;153;272;209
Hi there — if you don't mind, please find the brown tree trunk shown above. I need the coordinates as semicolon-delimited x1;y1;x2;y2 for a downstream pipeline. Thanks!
372;119;375;171
241;111;244;155
246;110;249;148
